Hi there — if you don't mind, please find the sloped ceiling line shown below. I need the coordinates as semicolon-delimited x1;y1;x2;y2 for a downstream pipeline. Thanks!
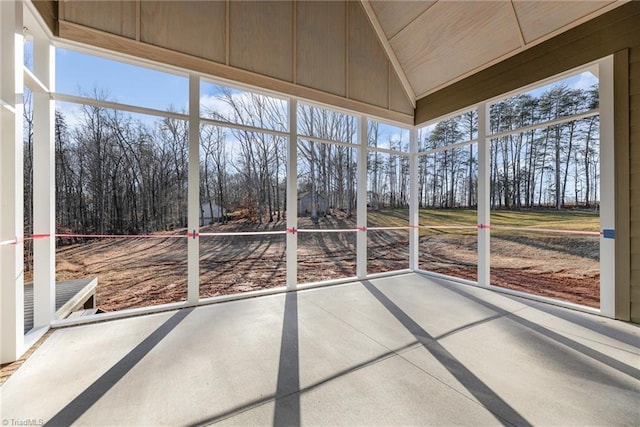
360;0;416;107
366;0;627;101
509;0;526;47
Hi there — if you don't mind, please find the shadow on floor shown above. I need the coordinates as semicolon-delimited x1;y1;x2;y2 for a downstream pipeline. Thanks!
44;307;194;427
431;277;640;381
273;292;301;426
360;280;533;427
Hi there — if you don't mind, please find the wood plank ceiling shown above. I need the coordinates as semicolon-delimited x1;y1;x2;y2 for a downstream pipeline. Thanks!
366;0;627;100
33;0;630;119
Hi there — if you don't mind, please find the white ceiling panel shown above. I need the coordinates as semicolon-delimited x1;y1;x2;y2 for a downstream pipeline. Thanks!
369;0;437;39
513;0;617;43
390;1;522;97
365;0;627;99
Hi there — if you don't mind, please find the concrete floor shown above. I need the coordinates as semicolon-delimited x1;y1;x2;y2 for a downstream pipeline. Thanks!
1;273;639;426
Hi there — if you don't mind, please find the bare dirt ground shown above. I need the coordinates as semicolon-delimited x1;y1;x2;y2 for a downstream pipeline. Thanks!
419;233;599;307
5;212;599;386
48;215;600;312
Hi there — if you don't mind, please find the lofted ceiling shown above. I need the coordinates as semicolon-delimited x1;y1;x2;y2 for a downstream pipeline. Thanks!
365;0;628;101
27;0;632;122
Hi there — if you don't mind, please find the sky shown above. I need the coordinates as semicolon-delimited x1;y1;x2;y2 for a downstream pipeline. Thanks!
52;46;598;138
55;48;285;130
525;71;598;97
417;71;598;139
56;48;189;112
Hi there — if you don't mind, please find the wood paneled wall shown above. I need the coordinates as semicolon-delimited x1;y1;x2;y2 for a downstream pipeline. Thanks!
54;0;413;123
630;45;640;322
296;1;346;97
416;1;640;322
229;1;293;82
140;1;226;64
64;0;136;39
348;1;388;108
31;0;57;34
614;49;631;322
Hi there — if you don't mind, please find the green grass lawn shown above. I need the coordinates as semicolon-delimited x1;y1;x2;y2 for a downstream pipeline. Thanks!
489;209;599;230
367;208;600;235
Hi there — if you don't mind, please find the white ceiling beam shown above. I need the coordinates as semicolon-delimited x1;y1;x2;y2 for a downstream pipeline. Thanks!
360;0;416;108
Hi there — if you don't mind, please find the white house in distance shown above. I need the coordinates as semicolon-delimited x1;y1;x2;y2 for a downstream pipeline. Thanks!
297;191;327;216
200;202;226;225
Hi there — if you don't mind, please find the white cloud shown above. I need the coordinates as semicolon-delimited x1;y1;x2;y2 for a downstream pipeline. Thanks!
199;89;287;130
200;94;236;120
199;89;259;122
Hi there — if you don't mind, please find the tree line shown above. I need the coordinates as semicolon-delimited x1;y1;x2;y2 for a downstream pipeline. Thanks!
489;84;599;210
418;84;599;210
21;82;600;240
52;98;189;235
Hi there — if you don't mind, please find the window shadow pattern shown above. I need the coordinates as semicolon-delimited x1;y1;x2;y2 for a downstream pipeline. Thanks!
44;308;194;426
360;280;533;427
435;278;640;381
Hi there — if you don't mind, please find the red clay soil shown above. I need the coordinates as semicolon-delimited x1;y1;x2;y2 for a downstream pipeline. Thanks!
45;216;599;312
428;266;599;308
5;216;599;386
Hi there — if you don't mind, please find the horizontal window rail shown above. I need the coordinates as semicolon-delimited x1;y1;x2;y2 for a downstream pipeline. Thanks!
366;146;411;155
489;225;601;236
297;228;359;233
199;230;287;237
297;135;356;148
201;115;289;138
489;108;599;140
54;93;189;121
23;67;49;93
419;225;477;230
418;138;478;156
4;223;602;247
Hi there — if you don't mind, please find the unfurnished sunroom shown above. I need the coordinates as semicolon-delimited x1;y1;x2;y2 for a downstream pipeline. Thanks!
1;1;639;425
